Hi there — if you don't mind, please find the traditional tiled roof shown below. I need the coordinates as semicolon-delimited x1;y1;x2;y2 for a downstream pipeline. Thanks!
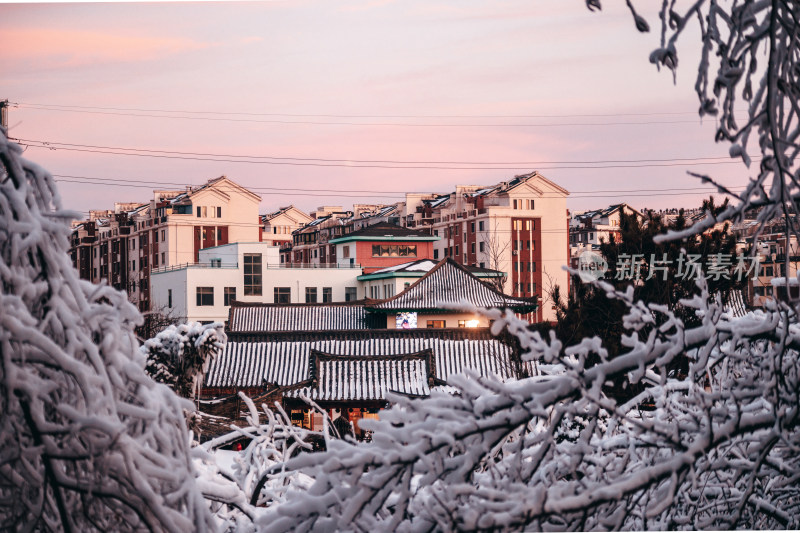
203;328;518;390
367;258;537;312
284;350;434;401
227;301;379;332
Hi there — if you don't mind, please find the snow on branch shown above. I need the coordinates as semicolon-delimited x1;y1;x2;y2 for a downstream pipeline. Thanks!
255;280;800;531
601;1;800;241
0;131;215;530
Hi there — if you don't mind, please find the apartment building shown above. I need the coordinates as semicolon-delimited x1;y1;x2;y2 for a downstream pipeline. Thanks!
407;172;569;322
283;172;570;321
69;176;262;312
261;205;313;248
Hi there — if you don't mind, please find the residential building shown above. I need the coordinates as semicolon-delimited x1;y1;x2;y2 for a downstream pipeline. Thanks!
69;176;262;312
569;203;643;254
150;242;363;323
412;172;570;322
283;172;570;322
261;205;313;249
330;222;439;274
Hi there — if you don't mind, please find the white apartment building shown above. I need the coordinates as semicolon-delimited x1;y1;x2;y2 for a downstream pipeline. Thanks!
151;242;363;323
261;205;314;248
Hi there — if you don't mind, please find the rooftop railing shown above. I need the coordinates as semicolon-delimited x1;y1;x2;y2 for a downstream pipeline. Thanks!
151;261;362;274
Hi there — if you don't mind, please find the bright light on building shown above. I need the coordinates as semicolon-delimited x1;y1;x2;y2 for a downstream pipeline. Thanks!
465;319;480;328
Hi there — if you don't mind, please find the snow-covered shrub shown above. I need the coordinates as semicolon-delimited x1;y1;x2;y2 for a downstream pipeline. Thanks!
0;131;215;530
142;321;227;398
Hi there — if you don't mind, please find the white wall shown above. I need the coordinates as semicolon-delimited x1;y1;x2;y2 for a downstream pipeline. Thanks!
152;241;361;323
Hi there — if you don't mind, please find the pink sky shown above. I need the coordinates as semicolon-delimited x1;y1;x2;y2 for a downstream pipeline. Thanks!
0;1;753;217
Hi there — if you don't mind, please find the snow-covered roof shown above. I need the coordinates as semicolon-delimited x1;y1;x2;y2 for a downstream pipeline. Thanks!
370;259;439;274
361;259;505;281
203;329;517;390
367;258;536;312
227;301;379;332
283;350;435;401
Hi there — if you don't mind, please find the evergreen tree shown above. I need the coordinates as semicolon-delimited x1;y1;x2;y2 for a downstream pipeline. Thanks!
554;199;745;364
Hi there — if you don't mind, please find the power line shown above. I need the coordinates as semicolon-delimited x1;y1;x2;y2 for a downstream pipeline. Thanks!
52;173;747;197
12;100;715;119
17;138;757;171
14;138;747;166
54;178;745;200
11;104;710;127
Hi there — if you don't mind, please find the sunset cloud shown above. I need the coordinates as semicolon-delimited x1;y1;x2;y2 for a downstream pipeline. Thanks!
0;28;213;69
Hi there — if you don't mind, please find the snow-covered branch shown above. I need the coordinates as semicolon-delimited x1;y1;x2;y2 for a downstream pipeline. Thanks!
255;280;800;531
0;131;215;530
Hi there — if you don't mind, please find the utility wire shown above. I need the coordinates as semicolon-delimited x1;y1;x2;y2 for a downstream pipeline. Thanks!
12;101;712;119
14;137;746;166
11;104;710;127
52;173;747;197
54;178;745;200
18;139;756;171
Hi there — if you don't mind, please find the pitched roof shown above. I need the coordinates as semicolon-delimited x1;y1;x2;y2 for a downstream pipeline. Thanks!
330;222;437;243
227;300;380;332
284;349;434;401
358;259;505;280
203;328;518;390
366;258;537;312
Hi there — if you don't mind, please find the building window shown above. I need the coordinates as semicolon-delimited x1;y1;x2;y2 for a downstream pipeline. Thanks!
243;253;262;295
161;229;165;241
161;252;165;265
479;241;485;253
345;287;357;302
217;207;222;218
433;249;439;259
372;245;417;257
470;222;475;233
154;230;158;243
479;221;485;231
343;246;350;258
471;243;475;254
274;287;291;304
306;287;318;303
426;320;446;329
322;287;332;303
455;245;459;257
224;287;236;306
168;289;172;308
196;287;214;306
